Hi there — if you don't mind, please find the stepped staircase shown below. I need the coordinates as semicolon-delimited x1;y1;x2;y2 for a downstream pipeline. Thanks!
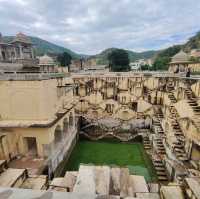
185;88;200;129
166;81;175;92
153;137;166;155
168;106;188;161
168;92;177;103
152;158;168;182
153;107;166;156
143;136;151;151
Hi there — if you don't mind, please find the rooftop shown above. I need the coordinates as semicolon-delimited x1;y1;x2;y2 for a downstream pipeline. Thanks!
11;32;32;44
171;50;191;64
39;54;55;66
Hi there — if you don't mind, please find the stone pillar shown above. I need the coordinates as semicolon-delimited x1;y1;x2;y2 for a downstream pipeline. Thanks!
14;47;17;60
19;44;23;59
0;47;2;61
31;47;34;59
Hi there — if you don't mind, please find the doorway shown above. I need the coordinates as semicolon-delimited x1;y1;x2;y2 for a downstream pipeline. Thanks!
25;137;38;156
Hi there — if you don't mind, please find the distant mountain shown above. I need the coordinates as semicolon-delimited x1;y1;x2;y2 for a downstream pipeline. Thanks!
183;31;200;52
153;31;200;70
2;36;87;59
90;48;158;65
93;31;200;67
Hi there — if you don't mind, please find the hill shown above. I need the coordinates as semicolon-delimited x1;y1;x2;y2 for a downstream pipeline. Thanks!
2;36;85;59
153;31;200;70
183;31;200;52
91;48;158;65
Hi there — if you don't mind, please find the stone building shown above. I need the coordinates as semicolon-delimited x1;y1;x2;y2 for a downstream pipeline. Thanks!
0;34;77;177
169;50;200;73
0;33;200;198
191;49;200;59
169;50;191;72
73;72;200;182
0;32;38;72
39;54;58;73
0;70;200;198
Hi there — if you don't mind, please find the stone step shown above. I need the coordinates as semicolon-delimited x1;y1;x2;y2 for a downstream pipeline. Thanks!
193;109;200;112
175;148;185;153
156;141;163;144
191;107;200;109
153;162;163;167
156;171;167;176
188;101;198;105
158;176;168;181
0;168;27;188
157;151;166;155
174;145;184;149
155;167;165;171
178;157;188;161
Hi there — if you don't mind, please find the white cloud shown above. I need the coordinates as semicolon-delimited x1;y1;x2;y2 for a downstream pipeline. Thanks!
0;0;200;54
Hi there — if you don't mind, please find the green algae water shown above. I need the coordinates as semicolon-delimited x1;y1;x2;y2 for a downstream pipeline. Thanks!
63;140;157;182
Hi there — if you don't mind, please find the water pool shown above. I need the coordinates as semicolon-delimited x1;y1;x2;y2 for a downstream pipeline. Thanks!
62;140;157;182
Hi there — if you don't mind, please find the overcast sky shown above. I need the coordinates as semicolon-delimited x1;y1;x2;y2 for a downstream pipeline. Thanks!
0;0;200;55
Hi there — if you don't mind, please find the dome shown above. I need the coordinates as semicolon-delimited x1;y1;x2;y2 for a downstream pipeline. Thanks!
12;32;32;44
39;54;55;66
171;50;189;63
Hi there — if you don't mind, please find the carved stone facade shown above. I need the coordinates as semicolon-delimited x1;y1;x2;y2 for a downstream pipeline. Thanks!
72;72;200;183
0;32;39;72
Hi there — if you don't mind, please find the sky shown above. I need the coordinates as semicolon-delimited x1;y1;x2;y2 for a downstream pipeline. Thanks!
0;0;200;55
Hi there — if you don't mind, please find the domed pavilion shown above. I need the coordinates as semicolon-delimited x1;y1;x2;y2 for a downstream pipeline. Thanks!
39;54;57;73
169;50;191;72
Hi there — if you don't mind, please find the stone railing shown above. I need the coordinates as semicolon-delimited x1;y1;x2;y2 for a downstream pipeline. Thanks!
72;71;200;80
0;73;66;80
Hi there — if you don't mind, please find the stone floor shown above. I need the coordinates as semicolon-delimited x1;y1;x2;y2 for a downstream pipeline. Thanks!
8;156;45;175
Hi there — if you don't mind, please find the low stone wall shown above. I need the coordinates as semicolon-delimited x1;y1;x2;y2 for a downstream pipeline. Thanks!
47;129;79;178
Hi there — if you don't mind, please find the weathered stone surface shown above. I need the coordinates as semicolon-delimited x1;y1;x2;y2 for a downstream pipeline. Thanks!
95;166;111;195
128;175;149;196
73;165;96;194
136;192;160;199
120;168;130;198
110;167;121;195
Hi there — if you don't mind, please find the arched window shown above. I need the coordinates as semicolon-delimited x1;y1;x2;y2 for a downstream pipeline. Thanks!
54;125;62;145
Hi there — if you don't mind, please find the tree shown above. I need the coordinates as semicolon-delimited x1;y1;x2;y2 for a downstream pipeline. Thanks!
108;49;130;72
152;57;171;71
152;45;182;71
57;52;72;68
141;64;150;71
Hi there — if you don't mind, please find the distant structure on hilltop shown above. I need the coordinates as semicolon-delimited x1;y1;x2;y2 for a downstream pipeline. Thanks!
0;32;39;72
70;57;107;72
169;50;200;73
0;32;62;73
